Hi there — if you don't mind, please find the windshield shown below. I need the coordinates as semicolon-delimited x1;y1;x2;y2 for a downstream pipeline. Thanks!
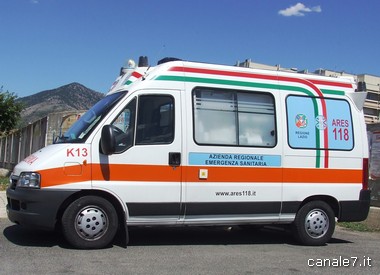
54;91;126;143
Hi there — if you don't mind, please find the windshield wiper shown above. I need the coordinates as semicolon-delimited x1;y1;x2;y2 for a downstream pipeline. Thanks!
54;134;70;144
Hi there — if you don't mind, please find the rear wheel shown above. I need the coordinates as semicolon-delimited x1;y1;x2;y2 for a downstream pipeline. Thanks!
61;196;118;249
293;200;335;246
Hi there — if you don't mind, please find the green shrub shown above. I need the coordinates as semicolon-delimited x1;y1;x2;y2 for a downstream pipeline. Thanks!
0;176;8;191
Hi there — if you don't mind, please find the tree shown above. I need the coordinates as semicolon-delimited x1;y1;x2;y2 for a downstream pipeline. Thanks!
0;90;24;134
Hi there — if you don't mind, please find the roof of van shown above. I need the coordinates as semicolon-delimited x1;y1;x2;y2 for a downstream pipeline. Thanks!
107;59;365;109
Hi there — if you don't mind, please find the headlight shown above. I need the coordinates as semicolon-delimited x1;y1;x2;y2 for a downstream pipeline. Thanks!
17;172;41;188
9;172;14;185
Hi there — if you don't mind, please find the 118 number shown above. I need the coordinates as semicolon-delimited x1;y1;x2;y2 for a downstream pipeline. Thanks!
333;128;349;141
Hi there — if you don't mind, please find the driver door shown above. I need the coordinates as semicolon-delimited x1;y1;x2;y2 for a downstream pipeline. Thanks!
96;90;182;224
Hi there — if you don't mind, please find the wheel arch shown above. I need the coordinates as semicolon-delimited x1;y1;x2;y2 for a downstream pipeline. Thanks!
299;195;340;218
56;189;127;235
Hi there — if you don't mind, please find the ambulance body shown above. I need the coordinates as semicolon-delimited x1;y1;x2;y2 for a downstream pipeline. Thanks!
7;57;370;248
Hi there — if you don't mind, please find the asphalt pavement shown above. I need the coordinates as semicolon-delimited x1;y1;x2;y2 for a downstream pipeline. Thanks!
1;218;379;275
0;191;6;218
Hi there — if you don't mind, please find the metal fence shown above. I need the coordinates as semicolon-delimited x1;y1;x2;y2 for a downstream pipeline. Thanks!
0;117;46;171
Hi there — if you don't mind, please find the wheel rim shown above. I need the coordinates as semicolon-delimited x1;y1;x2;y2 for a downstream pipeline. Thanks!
304;209;329;239
74;206;109;241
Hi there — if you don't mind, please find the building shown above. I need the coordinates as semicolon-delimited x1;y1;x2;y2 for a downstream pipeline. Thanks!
236;59;380;124
357;74;380;124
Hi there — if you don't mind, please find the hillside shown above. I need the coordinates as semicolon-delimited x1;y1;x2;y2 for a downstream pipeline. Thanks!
19;82;105;125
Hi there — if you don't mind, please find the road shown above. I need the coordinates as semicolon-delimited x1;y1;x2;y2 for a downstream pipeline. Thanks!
1;218;379;275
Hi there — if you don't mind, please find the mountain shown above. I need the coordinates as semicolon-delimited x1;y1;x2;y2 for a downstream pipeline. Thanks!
19;82;105;125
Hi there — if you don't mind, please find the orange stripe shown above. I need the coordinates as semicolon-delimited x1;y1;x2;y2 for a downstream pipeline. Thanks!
283;167;361;183
39;163;91;188
91;164;182;182
38;163;362;188
185;166;361;183
183;166;282;183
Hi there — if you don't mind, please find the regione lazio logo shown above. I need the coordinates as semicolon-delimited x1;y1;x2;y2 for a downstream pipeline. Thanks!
315;115;327;130
295;114;308;128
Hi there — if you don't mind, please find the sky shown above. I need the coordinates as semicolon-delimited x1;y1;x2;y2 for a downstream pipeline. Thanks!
1;0;380;98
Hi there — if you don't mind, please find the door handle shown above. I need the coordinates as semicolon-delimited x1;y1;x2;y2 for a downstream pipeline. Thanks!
169;152;181;166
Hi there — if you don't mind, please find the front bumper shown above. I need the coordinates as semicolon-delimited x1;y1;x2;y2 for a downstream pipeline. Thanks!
6;187;77;230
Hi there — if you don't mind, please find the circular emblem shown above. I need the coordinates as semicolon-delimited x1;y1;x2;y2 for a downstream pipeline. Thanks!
315;115;327;130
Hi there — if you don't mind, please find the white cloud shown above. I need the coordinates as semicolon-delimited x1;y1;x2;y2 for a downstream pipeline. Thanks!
278;3;322;17
30;0;39;4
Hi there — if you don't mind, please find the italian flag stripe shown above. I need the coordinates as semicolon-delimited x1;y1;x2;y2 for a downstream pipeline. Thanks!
125;71;143;85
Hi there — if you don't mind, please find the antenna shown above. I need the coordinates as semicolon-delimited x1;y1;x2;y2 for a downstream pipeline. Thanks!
154;44;166;62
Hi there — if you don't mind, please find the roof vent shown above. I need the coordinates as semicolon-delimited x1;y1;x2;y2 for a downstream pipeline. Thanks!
157;57;182;65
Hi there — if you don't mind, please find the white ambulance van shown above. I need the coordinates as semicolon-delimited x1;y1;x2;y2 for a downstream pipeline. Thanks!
7;56;371;249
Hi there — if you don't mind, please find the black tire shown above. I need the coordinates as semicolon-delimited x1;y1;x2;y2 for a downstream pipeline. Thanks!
61;196;118;249
293;200;335;246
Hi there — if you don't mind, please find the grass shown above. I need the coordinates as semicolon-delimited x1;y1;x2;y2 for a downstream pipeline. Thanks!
338;222;380;233
0;176;8;191
339;222;370;232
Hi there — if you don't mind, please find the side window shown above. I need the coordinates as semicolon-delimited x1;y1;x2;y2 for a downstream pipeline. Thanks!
237;93;276;146
193;88;276;147
111;98;136;153
136;95;174;145
193;89;237;145
286;95;354;150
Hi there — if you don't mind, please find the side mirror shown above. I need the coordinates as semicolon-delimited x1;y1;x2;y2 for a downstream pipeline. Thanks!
101;125;116;155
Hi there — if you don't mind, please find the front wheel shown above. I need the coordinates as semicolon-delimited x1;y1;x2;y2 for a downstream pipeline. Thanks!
293;200;335;246
61;196;118;249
